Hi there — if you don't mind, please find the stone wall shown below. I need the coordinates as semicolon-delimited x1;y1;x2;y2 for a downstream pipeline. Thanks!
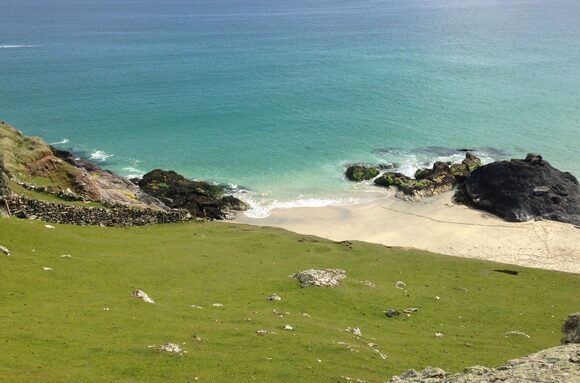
1;196;191;227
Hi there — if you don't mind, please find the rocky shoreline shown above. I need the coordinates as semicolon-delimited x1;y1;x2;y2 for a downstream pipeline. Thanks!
0;121;248;226
346;152;580;226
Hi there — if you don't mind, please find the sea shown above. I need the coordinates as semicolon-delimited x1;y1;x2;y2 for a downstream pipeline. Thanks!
1;0;579;217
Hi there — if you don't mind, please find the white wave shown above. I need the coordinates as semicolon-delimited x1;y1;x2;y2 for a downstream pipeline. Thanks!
89;150;113;162
239;194;382;219
50;138;70;145
122;166;144;179
0;44;38;49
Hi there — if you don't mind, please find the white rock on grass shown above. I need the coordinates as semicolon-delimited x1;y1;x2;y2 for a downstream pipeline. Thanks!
159;343;182;353
0;245;10;256
132;289;155;304
434;332;445;338
267;293;282;301
60;254;72;259
505;331;530;338
43;267;53;271
395;281;406;289
284;325;294;331
44;225;55;229
293;269;346;288
212;303;224;308
346;327;362;337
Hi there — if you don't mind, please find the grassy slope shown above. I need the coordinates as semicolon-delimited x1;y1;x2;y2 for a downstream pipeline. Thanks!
0;218;578;383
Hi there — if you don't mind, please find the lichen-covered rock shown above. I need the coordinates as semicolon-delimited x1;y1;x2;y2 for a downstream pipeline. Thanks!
455;154;580;225
562;313;580;344
387;344;580;382
138;169;248;220
293;269;346;288
462;152;481;172
345;165;380;182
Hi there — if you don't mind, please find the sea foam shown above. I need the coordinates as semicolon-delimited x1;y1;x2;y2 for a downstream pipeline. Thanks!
50;138;70;145
89;150;113;162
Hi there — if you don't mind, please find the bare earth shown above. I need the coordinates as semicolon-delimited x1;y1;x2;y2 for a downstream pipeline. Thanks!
235;193;580;274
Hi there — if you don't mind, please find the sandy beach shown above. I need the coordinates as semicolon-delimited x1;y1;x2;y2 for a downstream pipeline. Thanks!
236;193;580;274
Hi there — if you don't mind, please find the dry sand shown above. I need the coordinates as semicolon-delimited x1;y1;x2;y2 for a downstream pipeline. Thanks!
235;193;580;274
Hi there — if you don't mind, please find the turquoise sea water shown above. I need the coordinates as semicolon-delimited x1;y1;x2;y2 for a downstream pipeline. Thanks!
1;0;579;216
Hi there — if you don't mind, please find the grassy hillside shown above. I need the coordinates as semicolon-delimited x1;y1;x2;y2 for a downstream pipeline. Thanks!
0;217;578;382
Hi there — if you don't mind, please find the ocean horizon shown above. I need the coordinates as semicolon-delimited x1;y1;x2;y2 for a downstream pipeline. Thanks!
2;0;579;217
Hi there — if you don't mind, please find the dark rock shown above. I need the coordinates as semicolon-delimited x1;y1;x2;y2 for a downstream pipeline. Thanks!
345;165;380;182
385;309;401;318
378;163;397;171
493;269;519;276
455;155;580;225
457;148;475;152
561;313;580;344
138;169;248;220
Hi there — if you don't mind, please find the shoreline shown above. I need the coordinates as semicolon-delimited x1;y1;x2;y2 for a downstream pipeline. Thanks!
235;193;580;274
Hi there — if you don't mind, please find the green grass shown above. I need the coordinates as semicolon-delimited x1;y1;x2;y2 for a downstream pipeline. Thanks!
0;218;578;383
8;182;105;208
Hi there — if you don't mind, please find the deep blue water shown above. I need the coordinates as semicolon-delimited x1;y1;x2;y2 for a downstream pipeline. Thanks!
1;0;579;216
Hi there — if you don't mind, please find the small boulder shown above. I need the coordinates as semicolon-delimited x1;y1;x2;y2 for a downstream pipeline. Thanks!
159;343;182;353
385;309;401;318
132;289;155;304
267;293;282;301
283;325;294;331
395;281;407;289
293;269;346;288
462;152;482;172
345;165;380;182
0;245;10;256
561;313;580;344
346;327;362;337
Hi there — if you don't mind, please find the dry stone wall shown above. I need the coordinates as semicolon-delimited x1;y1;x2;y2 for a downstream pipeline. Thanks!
1;196;190;227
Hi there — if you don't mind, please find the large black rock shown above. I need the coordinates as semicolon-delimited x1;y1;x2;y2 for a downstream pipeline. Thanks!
455;154;580;225
138;169;248;220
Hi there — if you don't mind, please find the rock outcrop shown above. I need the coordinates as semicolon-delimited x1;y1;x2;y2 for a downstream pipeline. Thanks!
562;313;580;345
293;269;346;288
137;169;248;220
345;165;380;182
0;121;166;210
373;154;481;199
387;344;579;383
388;314;580;382
50;147;167;210
455;154;580;225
